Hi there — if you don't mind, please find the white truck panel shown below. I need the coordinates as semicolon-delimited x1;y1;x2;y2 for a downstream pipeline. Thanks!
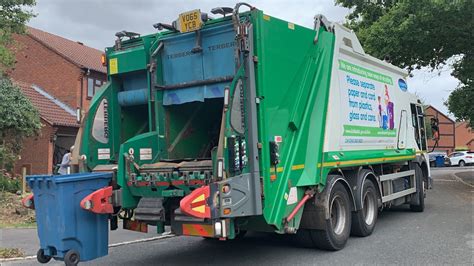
324;24;421;153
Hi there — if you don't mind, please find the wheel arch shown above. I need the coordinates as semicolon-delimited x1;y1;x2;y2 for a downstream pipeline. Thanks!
299;173;356;230
325;173;356;215
420;161;429;182
344;167;382;211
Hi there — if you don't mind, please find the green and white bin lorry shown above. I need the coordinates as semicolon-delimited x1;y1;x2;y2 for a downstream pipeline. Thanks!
43;3;434;258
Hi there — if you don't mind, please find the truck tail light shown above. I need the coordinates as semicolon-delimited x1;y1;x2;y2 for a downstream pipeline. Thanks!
101;54;107;66
214;221;222;236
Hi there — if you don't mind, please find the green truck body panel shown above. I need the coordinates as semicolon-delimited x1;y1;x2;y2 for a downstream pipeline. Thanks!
78;9;420;235
252;11;335;228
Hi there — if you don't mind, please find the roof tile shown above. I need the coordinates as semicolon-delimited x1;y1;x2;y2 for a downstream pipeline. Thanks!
16;81;79;128
27;26;106;73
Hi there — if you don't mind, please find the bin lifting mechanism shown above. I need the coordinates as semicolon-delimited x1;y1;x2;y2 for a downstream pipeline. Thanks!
80;186;114;214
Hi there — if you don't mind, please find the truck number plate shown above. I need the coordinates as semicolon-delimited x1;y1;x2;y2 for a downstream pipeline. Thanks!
178;9;202;33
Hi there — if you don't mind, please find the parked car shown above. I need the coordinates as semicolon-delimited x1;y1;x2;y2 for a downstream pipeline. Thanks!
447;151;474;167
428;151;447;167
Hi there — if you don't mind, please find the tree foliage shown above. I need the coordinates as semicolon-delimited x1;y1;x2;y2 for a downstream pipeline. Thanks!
0;0;36;74
445;85;474;125
0;78;41;170
336;0;473;126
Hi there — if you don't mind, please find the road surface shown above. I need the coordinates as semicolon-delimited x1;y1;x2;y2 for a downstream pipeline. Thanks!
6;167;473;265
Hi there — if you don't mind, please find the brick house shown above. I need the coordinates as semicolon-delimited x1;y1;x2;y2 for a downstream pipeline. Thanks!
9;26;107;111
425;105;455;154
7;26;107;174
455;121;473;151
14;82;80;175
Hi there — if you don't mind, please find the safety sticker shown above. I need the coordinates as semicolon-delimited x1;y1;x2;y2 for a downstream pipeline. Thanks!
109;58;118;75
222;197;232;206
98;148;110;160
140;148;152;160
287;187;298;205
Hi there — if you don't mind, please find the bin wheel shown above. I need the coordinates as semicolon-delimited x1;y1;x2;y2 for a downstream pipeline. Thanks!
36;249;51;264
64;250;80;266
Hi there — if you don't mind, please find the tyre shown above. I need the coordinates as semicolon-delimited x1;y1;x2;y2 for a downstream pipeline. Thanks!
310;182;352;251
36;249;51;264
351;179;378;237
459;160;465;167
410;164;425;212
64;249;80;266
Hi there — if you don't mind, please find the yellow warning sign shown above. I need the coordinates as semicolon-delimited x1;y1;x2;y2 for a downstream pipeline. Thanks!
109;58;118;75
191;194;205;213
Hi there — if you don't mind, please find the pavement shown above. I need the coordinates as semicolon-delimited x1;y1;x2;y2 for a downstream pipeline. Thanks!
2;166;473;265
0;223;162;258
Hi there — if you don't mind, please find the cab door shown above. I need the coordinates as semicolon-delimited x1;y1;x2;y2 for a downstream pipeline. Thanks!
410;103;427;151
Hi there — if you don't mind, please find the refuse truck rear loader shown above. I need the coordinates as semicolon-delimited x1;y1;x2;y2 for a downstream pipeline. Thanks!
25;3;433;264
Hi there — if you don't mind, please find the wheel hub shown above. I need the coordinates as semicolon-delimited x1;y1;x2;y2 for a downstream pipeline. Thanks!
330;195;346;235
363;190;375;225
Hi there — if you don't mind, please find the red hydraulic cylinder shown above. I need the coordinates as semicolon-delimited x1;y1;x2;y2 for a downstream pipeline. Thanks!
286;193;313;223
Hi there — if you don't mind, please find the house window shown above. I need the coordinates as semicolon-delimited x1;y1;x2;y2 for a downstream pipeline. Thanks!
87;77;105;98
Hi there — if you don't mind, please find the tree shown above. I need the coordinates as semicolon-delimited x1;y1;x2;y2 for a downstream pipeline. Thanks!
335;0;474;126
0;0;36;74
445;85;474;126
0;78;41;171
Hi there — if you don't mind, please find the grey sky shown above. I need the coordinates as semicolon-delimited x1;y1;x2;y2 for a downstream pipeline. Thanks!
28;0;456;116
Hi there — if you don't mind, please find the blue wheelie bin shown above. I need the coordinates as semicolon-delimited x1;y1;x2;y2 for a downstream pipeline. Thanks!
435;155;445;167
26;172;112;265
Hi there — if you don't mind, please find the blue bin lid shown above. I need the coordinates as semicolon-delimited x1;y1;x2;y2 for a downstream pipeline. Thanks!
26;172;112;184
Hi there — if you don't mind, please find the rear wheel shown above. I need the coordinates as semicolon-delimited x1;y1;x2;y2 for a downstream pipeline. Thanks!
351;179;378;237
410;164;425;212
310;182;352;250
459;160;466;167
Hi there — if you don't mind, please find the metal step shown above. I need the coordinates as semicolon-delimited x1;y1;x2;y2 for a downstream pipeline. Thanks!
173;208;204;222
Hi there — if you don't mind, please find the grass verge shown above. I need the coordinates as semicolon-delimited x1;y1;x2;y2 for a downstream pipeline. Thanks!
0;248;25;258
